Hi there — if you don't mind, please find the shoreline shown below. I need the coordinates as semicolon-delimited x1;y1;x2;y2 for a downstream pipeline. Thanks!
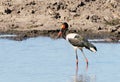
0;29;119;42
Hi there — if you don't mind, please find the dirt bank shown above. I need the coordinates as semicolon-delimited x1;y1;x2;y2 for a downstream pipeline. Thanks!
0;0;120;41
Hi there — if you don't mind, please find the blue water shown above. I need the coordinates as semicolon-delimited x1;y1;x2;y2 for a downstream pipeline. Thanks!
0;37;120;82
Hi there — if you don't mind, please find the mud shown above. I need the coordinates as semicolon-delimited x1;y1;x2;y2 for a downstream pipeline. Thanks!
0;0;120;41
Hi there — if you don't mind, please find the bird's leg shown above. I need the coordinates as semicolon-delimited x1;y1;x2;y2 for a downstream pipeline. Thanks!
75;48;78;72
80;49;88;70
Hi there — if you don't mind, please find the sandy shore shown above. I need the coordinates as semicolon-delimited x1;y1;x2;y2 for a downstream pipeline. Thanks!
0;0;120;41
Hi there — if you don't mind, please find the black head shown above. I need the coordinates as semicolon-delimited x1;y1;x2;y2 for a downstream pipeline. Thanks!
57;22;69;38
62;22;68;29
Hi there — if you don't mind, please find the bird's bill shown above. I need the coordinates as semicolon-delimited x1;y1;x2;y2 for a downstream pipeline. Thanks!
57;31;62;38
56;24;65;38
61;25;65;29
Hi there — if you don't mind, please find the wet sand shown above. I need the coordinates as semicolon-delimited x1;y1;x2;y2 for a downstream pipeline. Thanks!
0;29;119;42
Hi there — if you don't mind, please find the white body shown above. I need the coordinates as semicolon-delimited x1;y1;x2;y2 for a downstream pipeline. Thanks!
66;33;96;52
66;33;78;41
66;33;79;49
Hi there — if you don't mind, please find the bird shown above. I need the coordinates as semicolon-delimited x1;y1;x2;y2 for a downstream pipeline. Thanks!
57;22;97;70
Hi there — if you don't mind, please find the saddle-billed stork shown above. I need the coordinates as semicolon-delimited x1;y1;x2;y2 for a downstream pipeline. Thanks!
57;22;97;70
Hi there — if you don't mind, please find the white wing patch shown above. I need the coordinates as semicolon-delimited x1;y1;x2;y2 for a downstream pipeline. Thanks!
66;33;78;41
90;47;96;52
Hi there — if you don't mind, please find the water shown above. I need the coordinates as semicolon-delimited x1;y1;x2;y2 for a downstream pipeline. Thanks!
0;34;16;38
0;37;120;82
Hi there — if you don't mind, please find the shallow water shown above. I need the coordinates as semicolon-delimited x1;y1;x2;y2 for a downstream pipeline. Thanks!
0;34;16;37
0;37;120;82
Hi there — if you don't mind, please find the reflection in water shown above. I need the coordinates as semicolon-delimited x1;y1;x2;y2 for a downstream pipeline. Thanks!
72;74;96;82
71;67;96;82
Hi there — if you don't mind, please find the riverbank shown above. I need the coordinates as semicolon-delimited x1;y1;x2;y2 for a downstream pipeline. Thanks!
0;0;120;41
0;29;119;43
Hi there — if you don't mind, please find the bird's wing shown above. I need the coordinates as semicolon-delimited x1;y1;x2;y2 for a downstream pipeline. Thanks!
68;38;84;47
68;35;88;47
68;34;97;52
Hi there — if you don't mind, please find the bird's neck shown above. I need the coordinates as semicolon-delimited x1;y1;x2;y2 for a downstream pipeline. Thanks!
62;30;69;39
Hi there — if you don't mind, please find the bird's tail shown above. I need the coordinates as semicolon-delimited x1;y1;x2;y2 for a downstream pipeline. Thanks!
84;42;97;52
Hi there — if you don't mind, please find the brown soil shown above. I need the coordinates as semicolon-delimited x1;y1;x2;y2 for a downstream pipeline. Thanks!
0;0;120;41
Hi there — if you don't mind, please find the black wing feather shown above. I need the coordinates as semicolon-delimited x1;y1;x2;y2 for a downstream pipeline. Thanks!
68;35;88;47
68;34;97;52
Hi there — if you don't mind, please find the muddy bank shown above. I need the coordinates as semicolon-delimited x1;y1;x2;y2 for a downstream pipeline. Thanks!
0;0;120;41
0;29;119;42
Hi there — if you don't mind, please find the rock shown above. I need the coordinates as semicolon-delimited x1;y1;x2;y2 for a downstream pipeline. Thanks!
26;1;36;6
90;15;100;23
86;15;90;20
117;28;120;33
116;25;120;34
85;0;91;2
98;26;102;30
115;25;120;29
69;7;77;12
48;2;67;11
109;25;120;33
17;11;20;14
4;8;12;14
53;13;61;19
92;0;96;1
77;2;85;7
31;10;35;14
105;0;119;8
111;28;117;32
47;9;56;15
85;0;96;2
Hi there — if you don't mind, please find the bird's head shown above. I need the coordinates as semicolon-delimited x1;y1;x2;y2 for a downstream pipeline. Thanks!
57;22;68;38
